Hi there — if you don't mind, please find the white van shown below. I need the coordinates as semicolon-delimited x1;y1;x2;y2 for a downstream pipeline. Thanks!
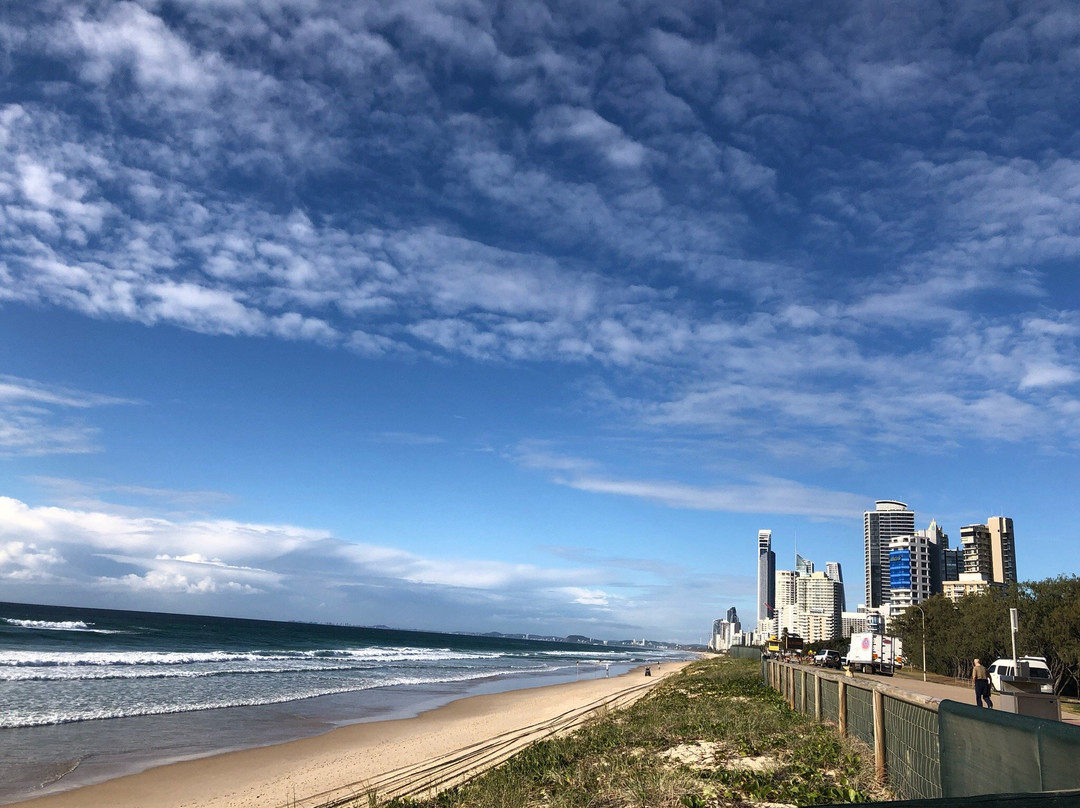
987;656;1053;694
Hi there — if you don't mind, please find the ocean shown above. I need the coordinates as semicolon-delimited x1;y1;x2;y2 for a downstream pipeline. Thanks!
0;601;685;804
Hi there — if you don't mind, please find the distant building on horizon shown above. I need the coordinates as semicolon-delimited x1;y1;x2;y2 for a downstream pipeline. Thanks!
864;500;915;608
711;607;742;651
757;530;776;634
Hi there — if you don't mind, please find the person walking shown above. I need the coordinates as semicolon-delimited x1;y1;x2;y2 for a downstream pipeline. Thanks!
972;658;993;708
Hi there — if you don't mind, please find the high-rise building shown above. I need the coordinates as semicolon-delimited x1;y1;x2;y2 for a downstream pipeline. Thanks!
774;568;799;637
960;523;993;578
942;547;962;582
948;516;1016;594
864;500;915;608
988;516;1017;584
888;533;934;607
825;562;846;611
797;571;843;642
796;554;814;576
776;569;798;607
917;519;948;594
711;609;742;651
756;530;776;634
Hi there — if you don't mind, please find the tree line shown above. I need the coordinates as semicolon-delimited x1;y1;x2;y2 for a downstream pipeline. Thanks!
890;575;1080;696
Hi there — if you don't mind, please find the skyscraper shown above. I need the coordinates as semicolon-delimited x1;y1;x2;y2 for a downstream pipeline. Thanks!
888;532;934;607
796;554;814;576
797;571;843;642
757;529;775;634
960;523;993;578
775;568;800;637
864;500;915;608
988;516;1017;584
825;561;846;611
957;516;1017;585
919;519;948;594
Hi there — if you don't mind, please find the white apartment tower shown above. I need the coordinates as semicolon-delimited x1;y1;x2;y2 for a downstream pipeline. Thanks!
774;569;799;637
864;500;915;609
797;571;843;642
888;533;934;607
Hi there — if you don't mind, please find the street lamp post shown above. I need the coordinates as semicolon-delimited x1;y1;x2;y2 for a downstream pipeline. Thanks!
913;603;927;682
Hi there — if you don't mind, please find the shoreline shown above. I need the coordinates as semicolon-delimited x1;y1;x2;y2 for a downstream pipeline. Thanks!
8;662;689;808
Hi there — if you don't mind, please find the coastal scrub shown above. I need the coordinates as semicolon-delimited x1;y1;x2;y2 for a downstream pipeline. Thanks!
360;657;887;808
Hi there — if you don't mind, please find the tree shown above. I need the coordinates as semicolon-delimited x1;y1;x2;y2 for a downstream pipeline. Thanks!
891;577;1080;696
1017;576;1080;696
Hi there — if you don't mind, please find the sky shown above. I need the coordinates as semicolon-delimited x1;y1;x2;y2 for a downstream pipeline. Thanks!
2;0;1080;644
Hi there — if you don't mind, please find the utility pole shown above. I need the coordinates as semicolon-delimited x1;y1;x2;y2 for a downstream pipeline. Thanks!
1010;608;1019;671
914;603;926;682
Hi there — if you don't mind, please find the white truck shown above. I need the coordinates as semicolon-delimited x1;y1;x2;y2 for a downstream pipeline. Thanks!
846;632;897;675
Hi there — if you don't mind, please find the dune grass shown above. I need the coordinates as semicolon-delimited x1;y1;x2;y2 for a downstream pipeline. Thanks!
359;657;888;808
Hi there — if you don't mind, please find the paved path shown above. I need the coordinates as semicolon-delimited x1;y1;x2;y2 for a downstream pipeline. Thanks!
846;670;1080;726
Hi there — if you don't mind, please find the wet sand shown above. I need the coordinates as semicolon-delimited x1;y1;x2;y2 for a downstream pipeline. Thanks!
10;663;687;808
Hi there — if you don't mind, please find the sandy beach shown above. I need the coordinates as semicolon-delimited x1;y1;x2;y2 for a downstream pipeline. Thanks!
10;663;688;808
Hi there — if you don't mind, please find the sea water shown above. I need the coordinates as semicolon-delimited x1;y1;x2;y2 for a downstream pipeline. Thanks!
0;602;684;803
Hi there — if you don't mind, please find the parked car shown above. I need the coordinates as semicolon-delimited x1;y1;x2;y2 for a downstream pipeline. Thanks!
987;657;1054;694
813;649;841;669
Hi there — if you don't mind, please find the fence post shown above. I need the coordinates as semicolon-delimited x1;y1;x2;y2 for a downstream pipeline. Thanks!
873;688;886;783
800;669;807;713
814;674;822;721
838;679;847;735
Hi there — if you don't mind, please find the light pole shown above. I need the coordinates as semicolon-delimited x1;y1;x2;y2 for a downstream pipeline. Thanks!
913;603;927;682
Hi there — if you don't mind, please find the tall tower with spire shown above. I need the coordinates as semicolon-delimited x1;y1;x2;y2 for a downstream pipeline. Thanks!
757;529;775;634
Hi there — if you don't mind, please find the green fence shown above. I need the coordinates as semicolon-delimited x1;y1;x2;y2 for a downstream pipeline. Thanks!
728;646;762;661
763;661;1080;801
939;700;1080;796
764;661;941;800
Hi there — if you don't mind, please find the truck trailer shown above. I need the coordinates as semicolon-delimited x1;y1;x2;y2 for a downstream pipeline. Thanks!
846;632;897;675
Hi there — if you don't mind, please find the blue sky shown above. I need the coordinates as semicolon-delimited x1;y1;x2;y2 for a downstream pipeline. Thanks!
2;0;1079;643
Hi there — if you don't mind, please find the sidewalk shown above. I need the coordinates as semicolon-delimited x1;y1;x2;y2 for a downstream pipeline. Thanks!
850;670;1080;726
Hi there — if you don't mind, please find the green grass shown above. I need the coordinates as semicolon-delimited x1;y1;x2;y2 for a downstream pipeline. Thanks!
358;658;888;808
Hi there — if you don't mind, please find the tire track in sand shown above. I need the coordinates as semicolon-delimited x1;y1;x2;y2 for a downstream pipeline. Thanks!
294;672;670;808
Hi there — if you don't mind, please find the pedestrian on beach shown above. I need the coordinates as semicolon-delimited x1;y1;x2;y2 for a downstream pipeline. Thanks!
972;658;993;708
645;666;651;677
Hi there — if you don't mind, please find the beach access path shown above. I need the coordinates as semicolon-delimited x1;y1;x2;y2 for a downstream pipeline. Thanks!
11;663;689;808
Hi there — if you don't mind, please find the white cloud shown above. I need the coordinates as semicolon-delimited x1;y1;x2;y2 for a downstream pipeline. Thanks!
558;475;866;520
0;376;134;457
0;495;671;634
0;540;64;581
